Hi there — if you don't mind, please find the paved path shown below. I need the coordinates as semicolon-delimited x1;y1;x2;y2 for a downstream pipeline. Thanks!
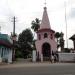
0;63;75;75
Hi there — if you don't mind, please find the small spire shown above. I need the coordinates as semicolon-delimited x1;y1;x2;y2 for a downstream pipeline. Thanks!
40;3;51;29
44;0;47;10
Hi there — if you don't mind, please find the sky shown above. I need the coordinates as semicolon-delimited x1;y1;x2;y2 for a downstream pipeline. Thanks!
0;0;75;48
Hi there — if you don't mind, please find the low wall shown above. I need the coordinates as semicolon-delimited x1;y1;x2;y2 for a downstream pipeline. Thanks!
58;53;75;62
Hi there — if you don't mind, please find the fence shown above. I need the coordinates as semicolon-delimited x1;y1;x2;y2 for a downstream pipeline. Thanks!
58;53;75;62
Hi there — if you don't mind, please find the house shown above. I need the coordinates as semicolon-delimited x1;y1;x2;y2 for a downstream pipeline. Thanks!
0;33;13;63
70;34;75;52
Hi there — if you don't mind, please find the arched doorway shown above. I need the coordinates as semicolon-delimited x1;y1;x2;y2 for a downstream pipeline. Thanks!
42;43;51;61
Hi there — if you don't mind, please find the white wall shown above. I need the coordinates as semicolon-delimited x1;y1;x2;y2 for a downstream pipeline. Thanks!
58;53;75;62
0;47;12;63
0;48;2;63
32;50;36;62
8;49;12;63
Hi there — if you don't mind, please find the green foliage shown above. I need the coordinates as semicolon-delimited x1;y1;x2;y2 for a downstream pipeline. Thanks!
55;32;61;40
31;18;41;32
59;32;64;51
55;32;64;51
31;18;41;51
18;29;33;58
55;32;61;49
15;49;23;58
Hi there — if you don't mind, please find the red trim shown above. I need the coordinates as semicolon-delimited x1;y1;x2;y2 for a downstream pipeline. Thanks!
0;40;12;48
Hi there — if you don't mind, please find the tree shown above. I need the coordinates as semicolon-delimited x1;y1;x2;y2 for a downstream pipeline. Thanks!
31;18;41;50
31;18;41;32
55;32;61;49
59;32;64;51
18;29;33;58
55;32;65;51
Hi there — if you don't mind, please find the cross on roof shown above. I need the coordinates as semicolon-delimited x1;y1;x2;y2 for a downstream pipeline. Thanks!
44;0;46;7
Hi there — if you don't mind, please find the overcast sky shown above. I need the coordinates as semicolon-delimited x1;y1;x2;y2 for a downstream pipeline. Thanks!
0;0;75;48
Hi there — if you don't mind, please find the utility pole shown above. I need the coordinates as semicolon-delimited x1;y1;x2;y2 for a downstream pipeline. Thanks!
11;16;17;61
11;16;17;41
13;16;16;35
65;1;68;48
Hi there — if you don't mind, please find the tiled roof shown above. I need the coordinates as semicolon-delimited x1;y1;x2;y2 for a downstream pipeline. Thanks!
69;34;75;40
0;34;13;47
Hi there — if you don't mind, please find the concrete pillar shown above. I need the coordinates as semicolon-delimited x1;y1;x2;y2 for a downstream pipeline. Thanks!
32;50;36;62
8;49;12;63
0;48;2;63
41;54;43;62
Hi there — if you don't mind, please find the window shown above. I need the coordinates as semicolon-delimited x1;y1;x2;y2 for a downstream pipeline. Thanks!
38;34;41;40
44;33;48;38
51;34;53;39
